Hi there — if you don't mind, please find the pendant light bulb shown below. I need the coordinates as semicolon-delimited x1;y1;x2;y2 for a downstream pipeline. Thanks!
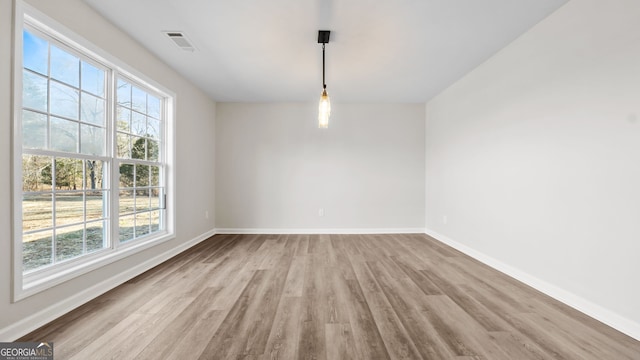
318;88;330;129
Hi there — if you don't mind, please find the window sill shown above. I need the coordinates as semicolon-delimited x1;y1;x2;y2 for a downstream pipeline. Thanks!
15;232;174;302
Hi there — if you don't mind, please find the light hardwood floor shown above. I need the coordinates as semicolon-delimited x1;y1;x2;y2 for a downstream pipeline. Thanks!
20;234;640;359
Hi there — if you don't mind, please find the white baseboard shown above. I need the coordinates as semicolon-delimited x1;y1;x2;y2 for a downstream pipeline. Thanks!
0;229;216;342
424;228;640;341
215;228;427;235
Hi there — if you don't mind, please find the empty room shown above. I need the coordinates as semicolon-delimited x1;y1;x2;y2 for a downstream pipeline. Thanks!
1;0;639;359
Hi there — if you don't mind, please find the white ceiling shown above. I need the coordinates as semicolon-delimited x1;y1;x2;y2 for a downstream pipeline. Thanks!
83;0;568;103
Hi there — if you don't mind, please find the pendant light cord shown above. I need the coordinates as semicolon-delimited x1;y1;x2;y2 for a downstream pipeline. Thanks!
322;43;326;89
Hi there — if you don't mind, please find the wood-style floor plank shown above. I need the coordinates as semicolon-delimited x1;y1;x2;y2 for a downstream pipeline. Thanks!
18;233;640;359
164;310;227;360
325;323;358;360
263;296;302;360
136;287;222;359
350;257;422;359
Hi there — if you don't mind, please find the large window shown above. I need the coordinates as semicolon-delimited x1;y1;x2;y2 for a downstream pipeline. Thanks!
16;12;173;298
21;28;111;272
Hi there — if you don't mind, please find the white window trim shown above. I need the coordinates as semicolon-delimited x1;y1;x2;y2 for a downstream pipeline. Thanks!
12;1;176;302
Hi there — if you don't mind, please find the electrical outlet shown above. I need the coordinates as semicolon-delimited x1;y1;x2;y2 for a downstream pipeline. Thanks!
443;215;448;225
205;211;209;219
318;208;325;217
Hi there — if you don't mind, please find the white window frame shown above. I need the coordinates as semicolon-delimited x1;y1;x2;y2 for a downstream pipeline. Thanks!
12;2;176;301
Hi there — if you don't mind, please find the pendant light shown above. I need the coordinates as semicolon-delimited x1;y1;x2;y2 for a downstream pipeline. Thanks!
318;30;331;128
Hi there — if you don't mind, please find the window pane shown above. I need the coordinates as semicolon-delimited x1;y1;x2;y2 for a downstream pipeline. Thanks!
50;81;79;120
50;45;79;87
150;210;161;233
22;110;47;149
23;30;48;75
86;220;106;253
119;190;134;215
131;86;146;113
23;194;52;232
135;212;151;238
131;137;145;160
81;62;105;97
23;230;53;272
136;190;150;211
136;165;149;187
150;188;161;210
85;160;105;190
117;106;131;132
56;224;84;261
150;166;160;186
50;116;78;153
22;155;51;192
119;163;134;188
54;158;84;190
23;71;48;112
148;139;159;162
81;124;105;156
146;118;160;140
119;215;135;242
81;92;105;126
86;191;106;221
55;193;84;226
117;133;131;159
131;111;146;136
117;79;131;106
147;95;161;119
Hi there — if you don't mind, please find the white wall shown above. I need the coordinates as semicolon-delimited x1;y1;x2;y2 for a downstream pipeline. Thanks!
0;0;216;339
216;103;425;231
425;0;640;335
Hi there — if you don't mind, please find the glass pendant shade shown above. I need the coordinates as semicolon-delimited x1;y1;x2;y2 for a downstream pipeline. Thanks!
318;88;330;128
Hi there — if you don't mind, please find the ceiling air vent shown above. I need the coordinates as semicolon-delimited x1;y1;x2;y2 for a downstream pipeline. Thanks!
163;31;196;52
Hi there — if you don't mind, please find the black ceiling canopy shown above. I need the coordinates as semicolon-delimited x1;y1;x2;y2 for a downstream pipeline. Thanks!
317;30;330;44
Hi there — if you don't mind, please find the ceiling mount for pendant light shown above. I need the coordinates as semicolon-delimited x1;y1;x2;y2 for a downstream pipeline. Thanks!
318;30;331;129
